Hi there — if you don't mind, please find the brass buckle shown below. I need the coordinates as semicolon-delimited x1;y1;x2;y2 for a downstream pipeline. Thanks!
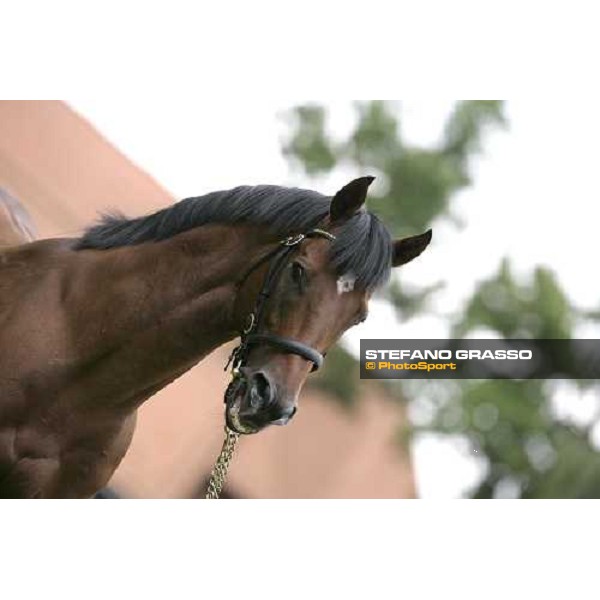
282;234;305;246
243;312;256;334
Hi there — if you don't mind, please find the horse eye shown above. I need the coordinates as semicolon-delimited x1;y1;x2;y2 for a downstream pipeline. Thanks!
291;262;306;290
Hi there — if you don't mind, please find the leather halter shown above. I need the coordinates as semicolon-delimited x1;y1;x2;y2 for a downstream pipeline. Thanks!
226;228;336;374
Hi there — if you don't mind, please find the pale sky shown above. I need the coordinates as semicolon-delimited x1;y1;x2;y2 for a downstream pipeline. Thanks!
71;99;600;498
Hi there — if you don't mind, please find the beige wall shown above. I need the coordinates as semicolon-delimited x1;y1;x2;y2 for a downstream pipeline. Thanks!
0;100;416;498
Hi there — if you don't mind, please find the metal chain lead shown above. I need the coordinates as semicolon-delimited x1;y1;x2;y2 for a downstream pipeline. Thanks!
205;425;240;499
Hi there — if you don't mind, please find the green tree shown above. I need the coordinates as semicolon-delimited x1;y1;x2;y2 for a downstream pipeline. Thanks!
428;262;600;497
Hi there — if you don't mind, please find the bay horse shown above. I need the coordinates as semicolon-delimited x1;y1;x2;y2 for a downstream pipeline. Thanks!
0;177;431;498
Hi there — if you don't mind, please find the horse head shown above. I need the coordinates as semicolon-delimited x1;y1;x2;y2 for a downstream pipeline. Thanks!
225;177;432;433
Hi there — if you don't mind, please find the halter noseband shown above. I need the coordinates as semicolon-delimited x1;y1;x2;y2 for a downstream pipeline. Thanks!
226;228;336;374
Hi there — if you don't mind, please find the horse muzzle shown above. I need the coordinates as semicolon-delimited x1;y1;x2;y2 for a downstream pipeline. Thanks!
225;369;297;434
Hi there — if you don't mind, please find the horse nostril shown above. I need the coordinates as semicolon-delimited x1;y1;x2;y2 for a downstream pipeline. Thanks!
248;372;272;410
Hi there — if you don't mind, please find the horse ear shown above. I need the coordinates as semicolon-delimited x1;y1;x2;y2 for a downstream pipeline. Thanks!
329;176;375;223
393;229;432;267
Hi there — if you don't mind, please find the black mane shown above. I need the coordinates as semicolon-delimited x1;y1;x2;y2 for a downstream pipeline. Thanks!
74;185;392;290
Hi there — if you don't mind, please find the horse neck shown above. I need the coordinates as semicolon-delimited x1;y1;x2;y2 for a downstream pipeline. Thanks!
71;224;274;404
